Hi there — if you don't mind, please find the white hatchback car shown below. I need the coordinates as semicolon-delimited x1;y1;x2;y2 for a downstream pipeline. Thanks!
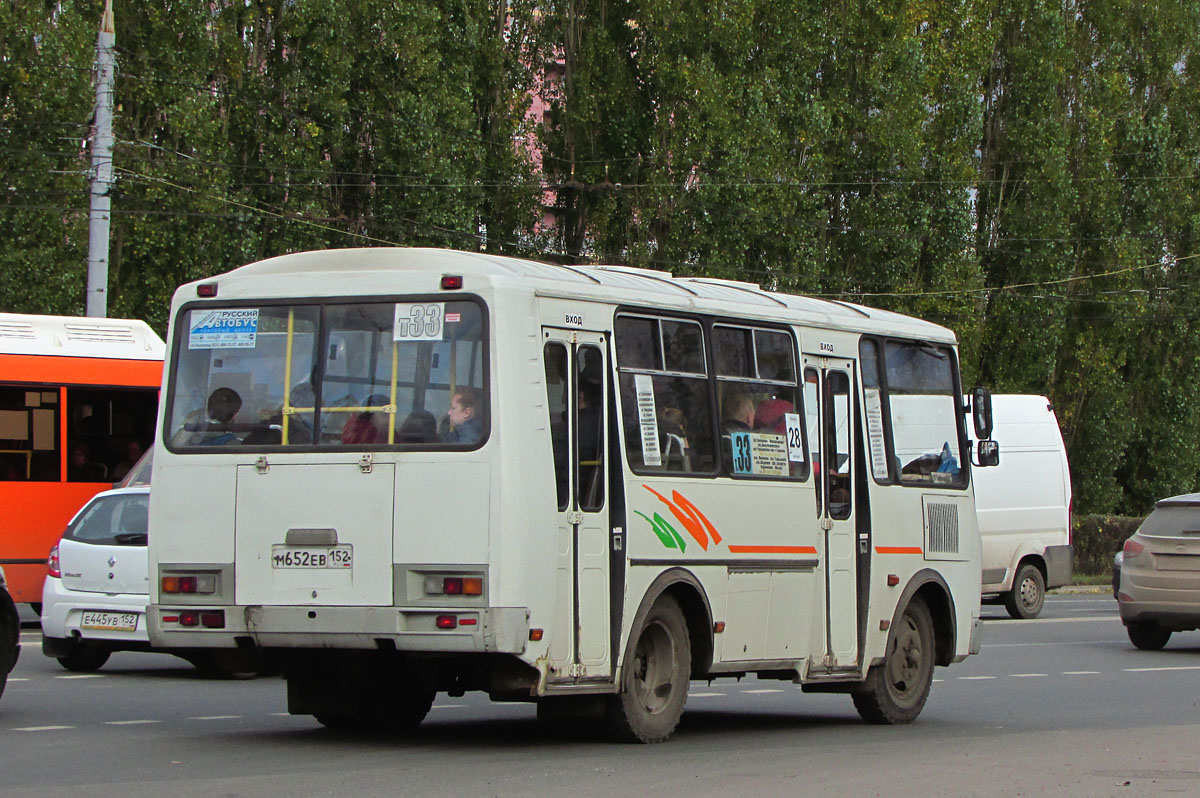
41;486;152;671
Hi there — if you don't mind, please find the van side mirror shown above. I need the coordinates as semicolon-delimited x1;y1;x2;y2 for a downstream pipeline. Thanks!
976;439;999;467
971;387;993;440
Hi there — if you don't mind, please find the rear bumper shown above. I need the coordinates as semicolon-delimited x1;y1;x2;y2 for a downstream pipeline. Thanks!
149;604;530;656
1118;563;1200;629
1043;545;1074;589
40;577;149;652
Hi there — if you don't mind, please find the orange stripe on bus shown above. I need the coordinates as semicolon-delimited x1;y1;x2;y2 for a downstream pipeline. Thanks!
875;546;923;555
727;545;818;554
0;353;162;387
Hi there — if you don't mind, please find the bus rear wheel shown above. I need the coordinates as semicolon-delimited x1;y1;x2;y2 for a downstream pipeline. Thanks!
853;596;934;724
606;595;691;743
1004;564;1045;619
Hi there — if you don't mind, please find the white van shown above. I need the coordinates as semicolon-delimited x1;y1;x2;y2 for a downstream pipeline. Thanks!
973;395;1073;618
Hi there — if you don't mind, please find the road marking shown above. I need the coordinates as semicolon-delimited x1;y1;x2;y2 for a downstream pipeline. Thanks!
959;676;995;680
689;692;724;698
984;640;1127;648
8;677;29;682
105;720;161;726
1064;670;1100;675
743;689;784;694
56;674;105;680
985;616;1117;625
13;725;74;732
188;715;243;721
1011;673;1047;678
1124;665;1200;673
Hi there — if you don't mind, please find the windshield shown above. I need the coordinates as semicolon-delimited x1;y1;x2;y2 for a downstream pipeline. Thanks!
165;299;487;449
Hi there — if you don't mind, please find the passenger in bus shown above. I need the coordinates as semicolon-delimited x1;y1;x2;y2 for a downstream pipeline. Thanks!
67;441;106;481
341;394;390;445
111;439;145;482
720;393;757;473
398;409;438;443
443;387;483;444
722;393;756;433
194;387;243;446
659;407;692;471
754;398;794;435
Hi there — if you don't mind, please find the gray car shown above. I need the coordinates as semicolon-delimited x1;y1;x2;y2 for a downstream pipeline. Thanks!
1116;493;1200;650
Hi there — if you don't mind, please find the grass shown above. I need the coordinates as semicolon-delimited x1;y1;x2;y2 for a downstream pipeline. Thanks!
1070;573;1112;586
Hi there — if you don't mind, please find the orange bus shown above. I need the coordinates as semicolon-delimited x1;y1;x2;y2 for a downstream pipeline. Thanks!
0;312;163;606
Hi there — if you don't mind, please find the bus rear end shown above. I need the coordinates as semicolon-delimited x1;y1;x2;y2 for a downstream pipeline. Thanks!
148;262;539;727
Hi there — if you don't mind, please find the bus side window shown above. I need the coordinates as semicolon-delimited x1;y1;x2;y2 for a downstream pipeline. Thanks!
543;342;570;511
615;315;714;475
0;385;60;482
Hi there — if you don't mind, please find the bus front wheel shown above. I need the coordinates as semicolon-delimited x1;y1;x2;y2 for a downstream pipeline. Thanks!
853;596;934;724
606;595;691;743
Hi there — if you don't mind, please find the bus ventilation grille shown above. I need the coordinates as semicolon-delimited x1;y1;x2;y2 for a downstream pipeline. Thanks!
64;324;137;344
0;322;37;339
925;502;960;555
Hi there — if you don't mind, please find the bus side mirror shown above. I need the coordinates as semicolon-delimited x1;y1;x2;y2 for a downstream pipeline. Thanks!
976;439;1000;467
971;387;993;440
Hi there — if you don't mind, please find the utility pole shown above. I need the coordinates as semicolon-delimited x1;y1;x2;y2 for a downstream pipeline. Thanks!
86;0;115;318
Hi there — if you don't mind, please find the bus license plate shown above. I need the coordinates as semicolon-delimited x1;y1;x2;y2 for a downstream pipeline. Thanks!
271;544;353;569
81;611;138;632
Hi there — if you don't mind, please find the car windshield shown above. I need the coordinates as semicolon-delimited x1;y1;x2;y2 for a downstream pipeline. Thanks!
67;493;150;546
165;299;487;449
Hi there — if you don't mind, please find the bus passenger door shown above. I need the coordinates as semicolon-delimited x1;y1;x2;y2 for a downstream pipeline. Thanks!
542;329;611;683
802;356;859;669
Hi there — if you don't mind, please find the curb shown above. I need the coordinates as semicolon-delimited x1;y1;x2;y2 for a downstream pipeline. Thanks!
1049;585;1109;595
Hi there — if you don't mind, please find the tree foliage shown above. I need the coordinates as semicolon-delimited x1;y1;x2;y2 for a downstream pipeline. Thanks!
2;0;1198;514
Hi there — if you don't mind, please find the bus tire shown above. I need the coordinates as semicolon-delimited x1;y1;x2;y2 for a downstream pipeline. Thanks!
1127;622;1171;651
606;595;690;744
57;643;110;673
1004;564;1045;619
853;596;934;724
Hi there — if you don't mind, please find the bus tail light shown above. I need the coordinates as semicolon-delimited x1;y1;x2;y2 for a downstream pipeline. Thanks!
424;575;483;596
161;575;217;594
436;615;457;629
179;611;200;627
47;543;61;578
200;611;225;629
197;283;218;297
440;275;463;290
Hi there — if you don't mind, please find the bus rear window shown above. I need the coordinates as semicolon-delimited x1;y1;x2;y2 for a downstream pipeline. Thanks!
165;300;487;449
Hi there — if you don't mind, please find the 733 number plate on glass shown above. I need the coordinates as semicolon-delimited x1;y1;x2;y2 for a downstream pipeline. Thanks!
81;611;138;631
270;544;353;569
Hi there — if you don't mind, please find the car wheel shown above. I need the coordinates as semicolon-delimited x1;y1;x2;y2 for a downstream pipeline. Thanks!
853;596;935;724
57;643;110;672
1004;564;1046;619
605;595;691;743
1127;623;1171;651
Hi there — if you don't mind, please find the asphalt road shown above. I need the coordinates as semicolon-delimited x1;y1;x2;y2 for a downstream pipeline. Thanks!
3;593;1199;798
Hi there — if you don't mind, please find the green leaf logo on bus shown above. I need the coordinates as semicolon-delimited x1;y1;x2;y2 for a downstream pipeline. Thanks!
635;485;723;554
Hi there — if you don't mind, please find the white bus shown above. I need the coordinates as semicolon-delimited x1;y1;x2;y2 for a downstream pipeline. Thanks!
148;248;997;742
